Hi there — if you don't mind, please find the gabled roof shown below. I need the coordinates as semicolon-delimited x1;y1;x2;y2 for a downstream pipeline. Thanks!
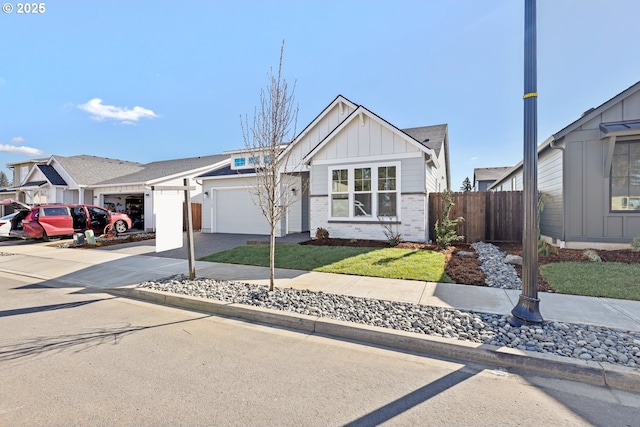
553;80;640;142
37;164;67;186
53;155;143;186
474;166;512;183
96;154;230;185
402;125;448;157
277;95;359;161
303;105;440;165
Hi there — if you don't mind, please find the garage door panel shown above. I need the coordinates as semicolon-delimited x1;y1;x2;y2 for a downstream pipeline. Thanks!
215;190;270;234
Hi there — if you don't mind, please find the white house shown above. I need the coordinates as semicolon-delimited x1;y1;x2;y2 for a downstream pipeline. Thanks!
198;95;450;242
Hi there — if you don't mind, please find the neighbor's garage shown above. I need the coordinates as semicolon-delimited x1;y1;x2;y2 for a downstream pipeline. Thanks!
102;194;145;229
214;189;269;235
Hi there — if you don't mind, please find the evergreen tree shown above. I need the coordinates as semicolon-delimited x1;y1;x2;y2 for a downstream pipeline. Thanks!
460;176;472;192
0;171;10;188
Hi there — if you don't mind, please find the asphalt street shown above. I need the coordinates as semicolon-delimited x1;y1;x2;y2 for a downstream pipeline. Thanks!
1;270;639;427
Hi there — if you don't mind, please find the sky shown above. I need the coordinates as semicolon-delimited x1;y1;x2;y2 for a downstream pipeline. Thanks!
1;0;640;190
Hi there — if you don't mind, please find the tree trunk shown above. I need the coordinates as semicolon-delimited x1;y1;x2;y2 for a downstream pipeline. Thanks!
269;225;276;291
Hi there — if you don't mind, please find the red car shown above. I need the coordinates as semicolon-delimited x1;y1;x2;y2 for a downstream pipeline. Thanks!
0;199;132;241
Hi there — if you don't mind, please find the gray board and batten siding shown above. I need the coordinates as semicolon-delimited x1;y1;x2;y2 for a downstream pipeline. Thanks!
490;81;640;246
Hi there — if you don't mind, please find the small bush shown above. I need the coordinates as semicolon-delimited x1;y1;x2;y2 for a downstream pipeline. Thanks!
632;237;640;252
315;227;329;240
538;239;557;256
435;190;464;248
583;249;602;262
378;217;403;246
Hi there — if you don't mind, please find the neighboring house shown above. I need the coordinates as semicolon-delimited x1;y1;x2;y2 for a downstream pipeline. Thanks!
473;167;512;191
0;188;17;216
5;154;229;231
198;95;450;242
490;80;640;249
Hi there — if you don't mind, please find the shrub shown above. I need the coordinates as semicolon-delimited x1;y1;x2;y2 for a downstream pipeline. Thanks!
315;227;329;240
435;190;464;248
583;249;602;262
632;237;640;252
378;217;403;246
537;239;557;256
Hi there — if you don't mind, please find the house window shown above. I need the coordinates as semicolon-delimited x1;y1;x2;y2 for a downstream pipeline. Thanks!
611;141;640;211
248;156;255;164
354;168;371;216
378;166;397;217
331;169;349;217
329;163;400;220
234;158;246;167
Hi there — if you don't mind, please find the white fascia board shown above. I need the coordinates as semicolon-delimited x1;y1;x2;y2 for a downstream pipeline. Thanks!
280;95;358;161
48;156;79;188
487;135;555;190
90;182;147;189
200;172;258;181
146;159;231;185
304;106;437;163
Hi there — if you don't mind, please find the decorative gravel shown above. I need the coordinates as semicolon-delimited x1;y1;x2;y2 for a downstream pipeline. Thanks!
139;274;640;368
57;232;156;248
471;241;522;289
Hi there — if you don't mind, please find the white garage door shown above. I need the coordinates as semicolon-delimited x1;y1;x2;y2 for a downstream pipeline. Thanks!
215;189;270;234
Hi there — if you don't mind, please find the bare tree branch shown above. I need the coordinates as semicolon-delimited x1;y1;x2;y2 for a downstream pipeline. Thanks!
240;40;301;290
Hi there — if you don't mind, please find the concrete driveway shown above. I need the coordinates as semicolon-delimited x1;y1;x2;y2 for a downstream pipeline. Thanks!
94;231;310;259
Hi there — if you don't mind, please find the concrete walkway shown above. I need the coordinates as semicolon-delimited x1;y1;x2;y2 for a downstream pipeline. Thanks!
1;239;639;332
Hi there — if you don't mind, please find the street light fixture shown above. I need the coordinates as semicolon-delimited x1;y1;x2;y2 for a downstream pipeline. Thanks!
509;0;544;326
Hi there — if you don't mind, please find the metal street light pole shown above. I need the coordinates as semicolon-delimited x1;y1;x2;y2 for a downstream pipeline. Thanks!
509;0;543;326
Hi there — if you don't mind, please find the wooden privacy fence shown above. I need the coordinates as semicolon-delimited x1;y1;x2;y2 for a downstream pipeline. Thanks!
428;191;523;243
183;202;202;231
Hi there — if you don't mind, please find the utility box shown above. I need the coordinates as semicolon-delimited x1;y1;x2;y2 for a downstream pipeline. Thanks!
85;229;96;245
73;233;85;245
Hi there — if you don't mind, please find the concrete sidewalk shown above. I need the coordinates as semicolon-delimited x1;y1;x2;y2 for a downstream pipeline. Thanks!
1;239;639;332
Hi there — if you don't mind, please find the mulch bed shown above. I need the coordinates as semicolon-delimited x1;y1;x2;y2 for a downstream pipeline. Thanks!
301;238;640;293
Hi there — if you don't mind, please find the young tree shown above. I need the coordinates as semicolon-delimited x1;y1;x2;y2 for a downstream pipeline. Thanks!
241;41;299;291
460;176;472;192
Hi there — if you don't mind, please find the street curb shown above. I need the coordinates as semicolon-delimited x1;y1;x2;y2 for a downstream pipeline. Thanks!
109;287;640;393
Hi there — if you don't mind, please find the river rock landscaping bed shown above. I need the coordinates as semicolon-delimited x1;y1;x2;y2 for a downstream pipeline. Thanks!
136;240;640;368
139;274;640;368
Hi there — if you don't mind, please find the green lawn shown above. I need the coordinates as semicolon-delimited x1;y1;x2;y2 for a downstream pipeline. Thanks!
540;262;640;301
199;244;452;283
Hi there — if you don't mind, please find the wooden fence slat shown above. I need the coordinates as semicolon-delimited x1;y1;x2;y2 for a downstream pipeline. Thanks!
183;203;202;231
428;191;523;243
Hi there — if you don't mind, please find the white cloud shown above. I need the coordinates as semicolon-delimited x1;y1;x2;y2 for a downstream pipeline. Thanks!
470;156;478;162
11;136;25;144
0;142;44;156
78;98;158;124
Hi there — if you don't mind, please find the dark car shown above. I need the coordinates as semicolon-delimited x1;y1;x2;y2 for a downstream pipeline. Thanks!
0;199;132;241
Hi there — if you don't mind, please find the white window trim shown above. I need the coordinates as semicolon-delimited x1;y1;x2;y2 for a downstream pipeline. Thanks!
328;161;401;221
